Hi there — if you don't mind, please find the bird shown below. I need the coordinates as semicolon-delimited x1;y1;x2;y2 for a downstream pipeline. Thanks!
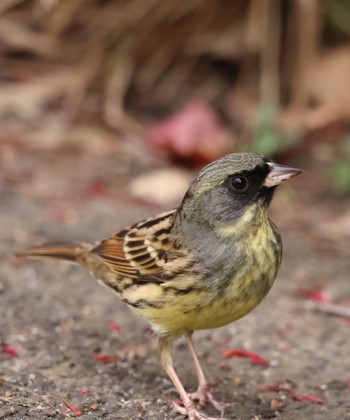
17;152;302;420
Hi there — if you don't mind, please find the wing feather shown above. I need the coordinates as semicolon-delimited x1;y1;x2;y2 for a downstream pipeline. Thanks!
90;210;176;280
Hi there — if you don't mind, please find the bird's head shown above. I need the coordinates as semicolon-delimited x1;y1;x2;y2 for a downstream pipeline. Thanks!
180;152;302;229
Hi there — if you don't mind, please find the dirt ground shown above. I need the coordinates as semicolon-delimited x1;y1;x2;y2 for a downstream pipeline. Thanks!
1;151;350;420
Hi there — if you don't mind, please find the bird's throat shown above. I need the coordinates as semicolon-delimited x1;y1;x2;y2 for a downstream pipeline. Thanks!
216;202;269;238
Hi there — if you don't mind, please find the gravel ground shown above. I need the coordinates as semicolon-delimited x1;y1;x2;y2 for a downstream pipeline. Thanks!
1;152;349;420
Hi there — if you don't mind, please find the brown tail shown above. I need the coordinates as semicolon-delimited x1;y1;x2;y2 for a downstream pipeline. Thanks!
16;243;90;263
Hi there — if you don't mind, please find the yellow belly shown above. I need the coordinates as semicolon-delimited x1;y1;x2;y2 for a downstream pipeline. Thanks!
136;268;275;335
132;233;280;335
119;209;281;336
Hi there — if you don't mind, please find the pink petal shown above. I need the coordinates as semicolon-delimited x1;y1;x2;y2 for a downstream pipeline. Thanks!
292;393;325;404
93;354;117;364
63;400;82;416
76;388;93;396
2;346;18;357
222;348;269;366
109;323;122;332
294;289;332;303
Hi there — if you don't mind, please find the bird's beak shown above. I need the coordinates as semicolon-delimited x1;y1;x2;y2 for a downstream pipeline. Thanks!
263;162;303;187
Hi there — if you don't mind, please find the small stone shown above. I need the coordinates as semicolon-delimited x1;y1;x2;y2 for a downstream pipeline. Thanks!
270;398;285;410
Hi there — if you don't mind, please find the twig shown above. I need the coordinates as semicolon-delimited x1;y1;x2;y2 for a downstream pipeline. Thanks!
314;302;350;318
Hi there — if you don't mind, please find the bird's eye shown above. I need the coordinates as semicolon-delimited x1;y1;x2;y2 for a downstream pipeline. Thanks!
227;176;249;192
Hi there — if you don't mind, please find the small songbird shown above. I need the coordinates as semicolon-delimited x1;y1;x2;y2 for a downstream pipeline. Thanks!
17;153;302;420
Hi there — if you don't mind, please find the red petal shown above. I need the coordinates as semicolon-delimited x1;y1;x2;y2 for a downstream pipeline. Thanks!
109;323;122;332
2;346;18;357
294;289;332;304
93;354;117;364
63;400;82;416
222;348;269;366
292;393;325;404
76;388;93;396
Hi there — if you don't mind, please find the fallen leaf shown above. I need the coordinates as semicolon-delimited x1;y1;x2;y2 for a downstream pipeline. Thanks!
129;168;192;206
147;101;231;166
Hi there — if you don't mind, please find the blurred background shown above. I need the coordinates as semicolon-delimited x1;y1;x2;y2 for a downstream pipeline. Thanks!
1;0;349;252
0;0;348;258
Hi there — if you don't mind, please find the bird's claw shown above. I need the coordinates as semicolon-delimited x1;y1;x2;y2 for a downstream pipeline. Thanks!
188;384;226;413
171;399;227;420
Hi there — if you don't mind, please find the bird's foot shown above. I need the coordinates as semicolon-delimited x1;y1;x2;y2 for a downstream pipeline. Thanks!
188;383;226;413
172;399;226;420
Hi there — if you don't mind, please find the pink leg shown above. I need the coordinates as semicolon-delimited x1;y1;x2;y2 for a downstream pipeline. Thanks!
186;333;226;413
158;335;222;419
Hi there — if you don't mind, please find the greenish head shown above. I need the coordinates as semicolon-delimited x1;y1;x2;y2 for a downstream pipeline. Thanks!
179;152;302;229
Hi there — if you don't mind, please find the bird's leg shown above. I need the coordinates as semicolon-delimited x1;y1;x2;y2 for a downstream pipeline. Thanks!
186;333;225;413
158;335;214;420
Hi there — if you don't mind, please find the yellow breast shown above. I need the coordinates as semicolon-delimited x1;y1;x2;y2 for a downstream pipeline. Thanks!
127;211;281;336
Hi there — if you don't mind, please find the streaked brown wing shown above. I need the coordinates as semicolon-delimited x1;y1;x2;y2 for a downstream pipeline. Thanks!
90;210;176;281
